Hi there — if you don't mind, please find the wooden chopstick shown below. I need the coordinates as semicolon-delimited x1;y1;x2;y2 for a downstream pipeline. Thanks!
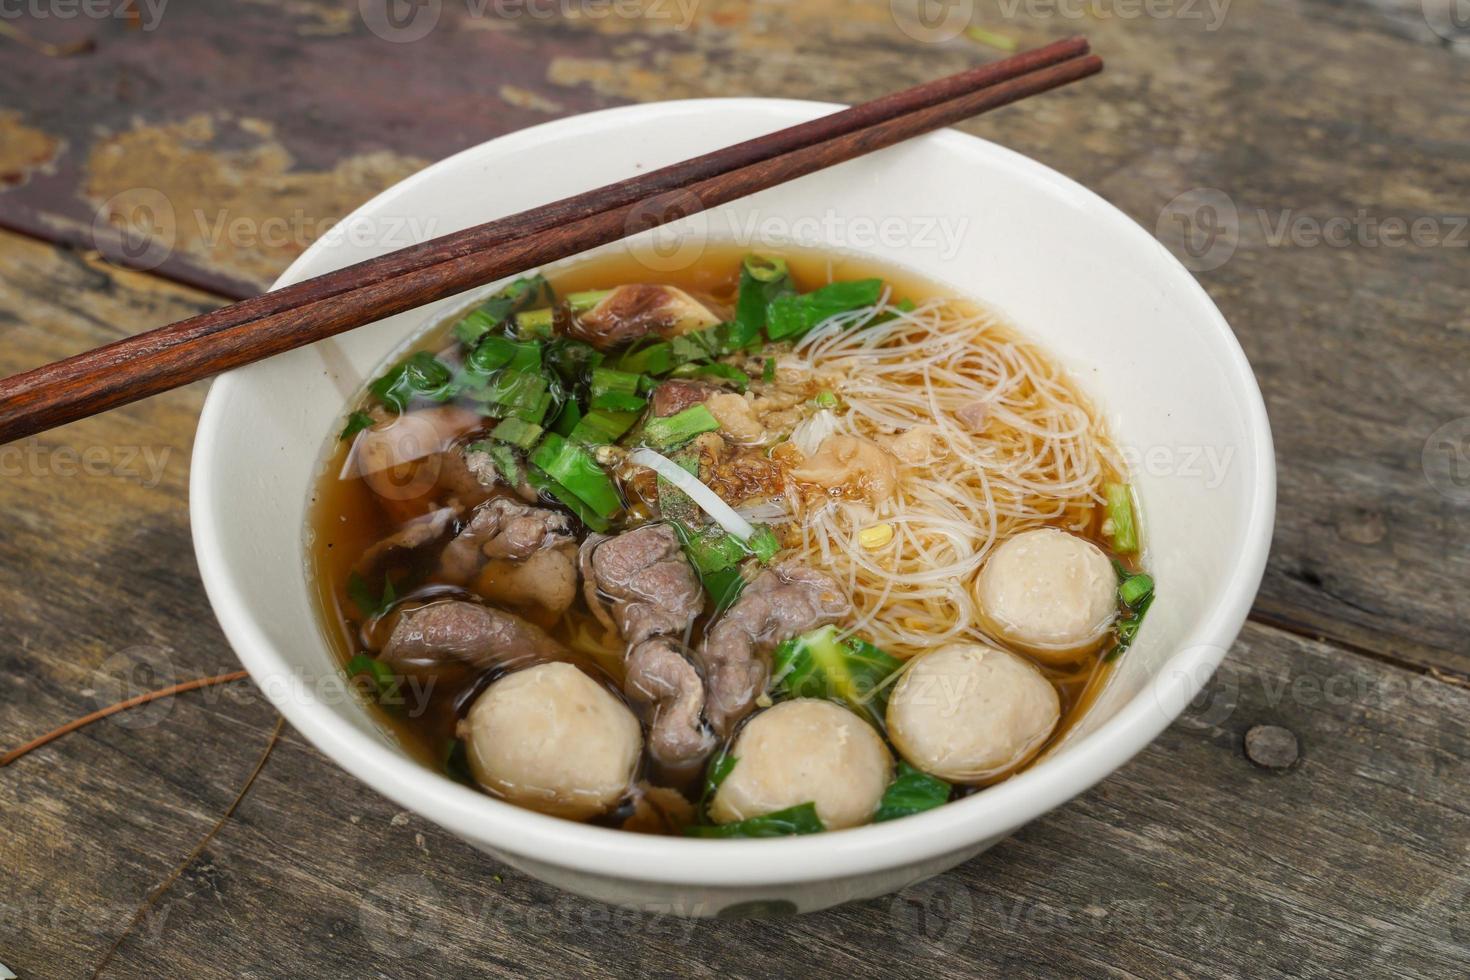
0;44;1101;445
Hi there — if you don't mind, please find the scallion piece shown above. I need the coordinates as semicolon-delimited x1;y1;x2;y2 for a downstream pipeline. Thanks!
669;362;750;390
345;654;400;704
570;409;639;445
762;358;776;384
550;399;583;436
590;366;642;398
465;335;517;374
746;525;781;563
642;404;720;451
491;418;543;450
589;392;648;413
530;434;622;518
339;410;374;441
525;465;612;532
616;341;673;376
1104;482;1139;553
369;351;455;411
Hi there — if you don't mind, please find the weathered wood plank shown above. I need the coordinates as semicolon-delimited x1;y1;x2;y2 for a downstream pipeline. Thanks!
2;0;1467;675
0;230;1465;980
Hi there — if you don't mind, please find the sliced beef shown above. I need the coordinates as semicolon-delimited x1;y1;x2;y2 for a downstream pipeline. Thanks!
697;562;851;735
439;498;575;585
353;506;459;579
381;600;565;671
579;524;703;646
650;379;719;418
624;637;717;772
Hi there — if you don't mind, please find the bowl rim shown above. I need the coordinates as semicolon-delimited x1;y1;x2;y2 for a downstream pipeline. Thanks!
191;96;1276;887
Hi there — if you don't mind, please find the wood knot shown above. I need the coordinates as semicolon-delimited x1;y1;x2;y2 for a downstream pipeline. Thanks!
1244;725;1299;770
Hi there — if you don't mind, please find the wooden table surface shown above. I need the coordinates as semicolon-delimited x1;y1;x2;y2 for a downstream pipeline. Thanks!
2;2;1467;977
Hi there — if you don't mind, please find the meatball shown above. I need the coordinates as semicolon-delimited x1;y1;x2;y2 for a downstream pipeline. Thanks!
458;662;641;820
973;527;1117;663
711;699;892;831
886;643;1060;783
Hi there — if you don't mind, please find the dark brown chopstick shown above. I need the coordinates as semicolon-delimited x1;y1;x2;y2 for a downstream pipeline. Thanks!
0;46;1101;444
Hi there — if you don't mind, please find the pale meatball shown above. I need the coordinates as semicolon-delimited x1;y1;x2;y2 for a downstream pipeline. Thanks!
886;643;1060;783
711;699;893;831
973;527;1117;663
459;662;641;820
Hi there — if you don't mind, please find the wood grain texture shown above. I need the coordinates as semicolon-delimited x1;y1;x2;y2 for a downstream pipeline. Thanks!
1;0;1466;676
0;230;1466;978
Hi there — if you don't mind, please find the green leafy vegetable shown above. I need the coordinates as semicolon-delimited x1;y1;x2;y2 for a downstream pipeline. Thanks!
873;763;952;822
490;418;543;450
698;749;736;815
443;738;475;786
669;361;750;391
369;351;455;411
762;358;776;384
671;522;749;611
771;625;902;724
1108;561;1156;661
465;335;517;374
529;434;622;519
615;341;674;376
346;654;400;705
525;465;612;532
346;572;397;619
684;802;824;838
1104;482;1139;554
765;278;884;340
570;409;639;445
339;410;375;441
452;274;548;345
746;525;781;563
734;253;795;338
643;404;720;450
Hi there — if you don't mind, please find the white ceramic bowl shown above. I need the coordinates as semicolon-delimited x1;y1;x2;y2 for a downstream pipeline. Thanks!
192;99;1275;916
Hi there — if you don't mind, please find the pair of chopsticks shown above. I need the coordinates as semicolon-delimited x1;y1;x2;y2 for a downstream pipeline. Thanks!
0;38;1100;445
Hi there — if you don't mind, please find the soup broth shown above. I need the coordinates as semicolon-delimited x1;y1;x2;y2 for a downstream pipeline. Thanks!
306;244;1148;835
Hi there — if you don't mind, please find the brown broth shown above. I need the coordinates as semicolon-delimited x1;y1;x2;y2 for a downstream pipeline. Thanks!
306;244;1130;826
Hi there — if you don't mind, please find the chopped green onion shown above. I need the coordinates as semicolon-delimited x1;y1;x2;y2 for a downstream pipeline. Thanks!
339;410;374;441
734;253;795;338
525;465;612;532
465;335;517;374
1119;570;1155;607
345;654;400;704
813;389;839;409
747;525;780;563
670;362;750;390
771;624;902;725
873;763;952;822
530;433;622;519
506;341;542;373
550;399;583;437
545;338;602;383
453;274;548;345
491;418;543;450
684;802;823;838
514;307;555;337
1108;561;1156;661
369;351;455;411
487;443;525;488
475;370;547;412
570;409;638;445
346;572;397;619
1104;482;1139;553
590;366;642;398
762;358;776;384
642;404;720;451
589;391;648;413
765;278;884;340
699;750;737;815
616;341;674;376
